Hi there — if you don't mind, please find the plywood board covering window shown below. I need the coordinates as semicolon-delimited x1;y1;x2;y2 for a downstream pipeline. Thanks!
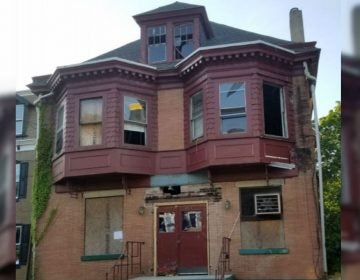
84;196;123;255
79;98;102;146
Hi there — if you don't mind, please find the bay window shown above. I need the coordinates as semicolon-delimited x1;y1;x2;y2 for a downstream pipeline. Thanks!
124;96;147;145
79;98;103;146
219;82;246;134
190;91;203;140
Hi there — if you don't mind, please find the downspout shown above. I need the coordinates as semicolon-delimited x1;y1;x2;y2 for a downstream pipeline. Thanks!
303;61;328;274
31;90;53;280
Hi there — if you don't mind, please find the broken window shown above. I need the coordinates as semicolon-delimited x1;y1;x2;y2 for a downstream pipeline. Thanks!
55;105;64;154
182;211;202;232
84;196;124;256
79;98;103;146
158;212;175;233
190;91;203;140
174;23;193;59
124;96;147;145
263;84;287;137
219;82;246;134
148;26;166;63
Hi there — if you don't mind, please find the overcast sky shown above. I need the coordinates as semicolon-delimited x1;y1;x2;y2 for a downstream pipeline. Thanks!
3;0;347;117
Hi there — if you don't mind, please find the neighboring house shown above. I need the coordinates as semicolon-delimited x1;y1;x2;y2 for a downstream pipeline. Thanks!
16;90;37;280
27;2;323;280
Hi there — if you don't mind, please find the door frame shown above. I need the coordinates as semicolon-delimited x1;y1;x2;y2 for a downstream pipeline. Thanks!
153;200;209;276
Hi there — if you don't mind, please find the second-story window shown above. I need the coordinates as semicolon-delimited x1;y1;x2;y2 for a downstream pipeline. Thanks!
148;25;166;63
174;23;193;59
55;106;64;154
16;104;25;136
16;162;28;200
124;96;147;145
190;91;203;140
79;98;103;146
219;82;246;134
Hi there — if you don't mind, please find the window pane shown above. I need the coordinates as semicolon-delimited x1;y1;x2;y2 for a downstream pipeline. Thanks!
124;97;146;123
221;116;246;134
192;116;203;139
16;226;21;245
182;211;202;232
85;196;124;255
220;83;245;109
80;124;102;146
57;106;64;130
159;212;175;233
16;164;20;182
16;121;23;135
80;98;102;124
16;104;24;120
56;130;63;153
191;92;203;118
148;44;166;63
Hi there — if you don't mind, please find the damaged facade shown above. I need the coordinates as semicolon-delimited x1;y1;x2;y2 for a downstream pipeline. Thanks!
28;2;323;279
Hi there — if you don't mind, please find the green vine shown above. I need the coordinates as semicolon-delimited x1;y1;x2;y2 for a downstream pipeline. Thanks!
31;104;54;241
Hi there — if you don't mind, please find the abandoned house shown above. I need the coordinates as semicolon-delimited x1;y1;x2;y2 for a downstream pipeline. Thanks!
27;2;323;280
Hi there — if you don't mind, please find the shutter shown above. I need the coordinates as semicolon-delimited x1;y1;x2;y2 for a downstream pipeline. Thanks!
20;224;30;265
19;162;28;199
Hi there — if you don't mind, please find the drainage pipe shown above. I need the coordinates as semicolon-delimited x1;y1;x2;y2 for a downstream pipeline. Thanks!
303;61;328;274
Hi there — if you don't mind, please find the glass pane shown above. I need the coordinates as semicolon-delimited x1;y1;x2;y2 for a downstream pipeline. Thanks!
182;211;202;232
16;104;24;120
192;116;203;140
220;83;245;109
16;226;21;245
148;44;166;63
57;106;64;130
221;116;246;134
16;121;23;135
80;98;102;124
16;164;20;182
56;130;63;153
124;97;146;123
159;212;175;233
191;92;203;118
80;124;102;146
181;41;193;57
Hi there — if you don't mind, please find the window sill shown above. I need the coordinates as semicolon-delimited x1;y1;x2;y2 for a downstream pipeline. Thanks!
239;248;289;255
81;254;125;261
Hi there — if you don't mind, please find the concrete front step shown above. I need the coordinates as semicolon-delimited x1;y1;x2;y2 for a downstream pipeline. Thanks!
131;275;234;280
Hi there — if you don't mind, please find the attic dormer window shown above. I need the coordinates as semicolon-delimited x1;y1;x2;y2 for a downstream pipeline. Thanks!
148;25;166;63
174;23;193;59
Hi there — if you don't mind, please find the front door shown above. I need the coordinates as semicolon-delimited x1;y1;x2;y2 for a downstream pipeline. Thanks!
156;204;207;275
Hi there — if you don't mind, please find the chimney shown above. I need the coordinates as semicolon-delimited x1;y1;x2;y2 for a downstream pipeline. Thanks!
353;6;360;57
290;8;305;42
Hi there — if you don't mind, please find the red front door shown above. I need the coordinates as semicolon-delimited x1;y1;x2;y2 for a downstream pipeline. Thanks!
156;204;208;275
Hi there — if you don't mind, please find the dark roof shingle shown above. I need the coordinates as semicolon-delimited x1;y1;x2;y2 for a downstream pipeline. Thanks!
134;1;203;17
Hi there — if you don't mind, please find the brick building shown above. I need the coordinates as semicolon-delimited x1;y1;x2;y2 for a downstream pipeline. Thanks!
16;90;37;279
28;2;323;279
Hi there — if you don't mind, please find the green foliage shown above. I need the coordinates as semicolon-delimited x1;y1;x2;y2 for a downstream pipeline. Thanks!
31;104;54;244
319;102;341;273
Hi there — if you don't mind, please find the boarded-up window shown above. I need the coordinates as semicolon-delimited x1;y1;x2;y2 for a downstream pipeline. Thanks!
79;98;102;146
84;196;123;255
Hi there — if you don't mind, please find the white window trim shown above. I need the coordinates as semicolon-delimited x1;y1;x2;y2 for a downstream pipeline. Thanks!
190;91;203;140
219;82;247;134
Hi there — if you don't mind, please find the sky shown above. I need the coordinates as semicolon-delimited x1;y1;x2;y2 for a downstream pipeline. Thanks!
3;0;344;117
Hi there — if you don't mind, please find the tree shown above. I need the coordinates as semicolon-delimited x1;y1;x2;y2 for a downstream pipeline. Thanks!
319;101;341;273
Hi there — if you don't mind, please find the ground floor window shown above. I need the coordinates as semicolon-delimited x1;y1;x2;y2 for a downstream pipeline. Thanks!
84;196;124;256
16;224;30;267
239;186;287;253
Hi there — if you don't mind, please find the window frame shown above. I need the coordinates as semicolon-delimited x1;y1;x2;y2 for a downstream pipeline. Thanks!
123;96;147;146
219;81;247;134
55;105;65;154
174;22;194;60
263;83;288;138
190;91;204;140
79;97;103;147
16;163;20;199
147;25;167;64
16;104;25;136
16;225;22;246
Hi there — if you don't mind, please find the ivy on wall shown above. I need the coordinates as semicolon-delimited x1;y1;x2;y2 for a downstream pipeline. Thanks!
31;103;54;241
